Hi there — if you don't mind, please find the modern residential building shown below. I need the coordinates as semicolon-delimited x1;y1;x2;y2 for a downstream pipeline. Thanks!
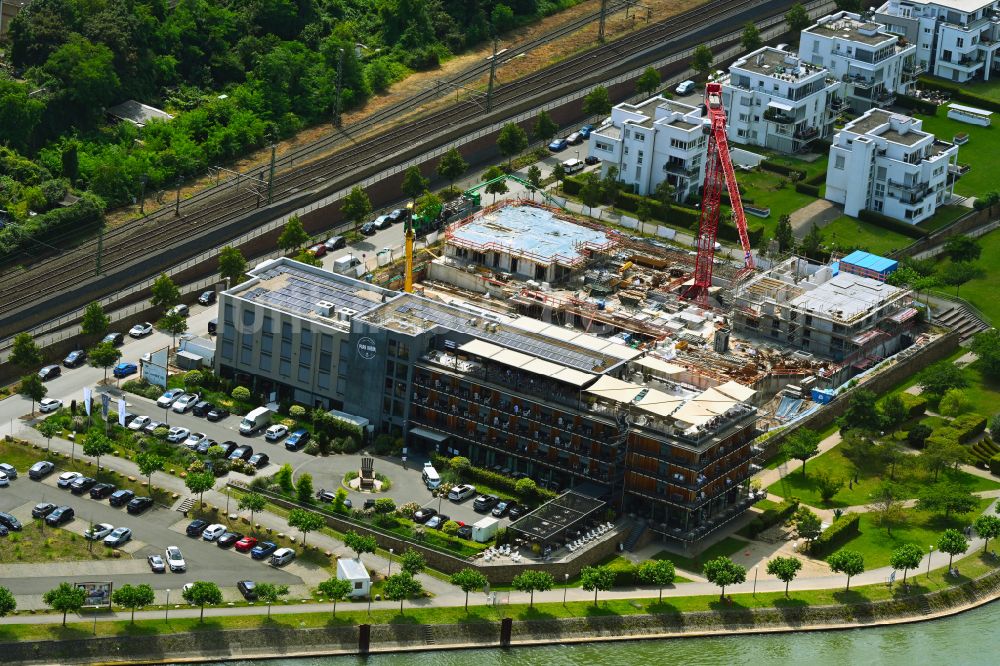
824;108;959;224
587;95;707;201
720;46;842;153
875;0;1000;82
800;11;920;112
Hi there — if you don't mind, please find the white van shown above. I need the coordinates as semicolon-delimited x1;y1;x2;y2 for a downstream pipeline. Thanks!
422;463;441;489
240;406;272;436
675;79;696;95
332;255;362;275
561;158;585;174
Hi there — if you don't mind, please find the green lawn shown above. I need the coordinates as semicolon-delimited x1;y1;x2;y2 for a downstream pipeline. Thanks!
653;536;749;573
913;112;999;198
916;204;968;232
952;78;1000;104
730;168;819;236
0;520;112;563
820;215;914;256
934;226;1000;326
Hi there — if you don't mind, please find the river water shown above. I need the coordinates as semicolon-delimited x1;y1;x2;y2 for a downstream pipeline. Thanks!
208;601;997;666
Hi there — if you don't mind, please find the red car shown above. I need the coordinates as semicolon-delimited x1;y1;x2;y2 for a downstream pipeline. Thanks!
308;244;327;257
234;536;258;553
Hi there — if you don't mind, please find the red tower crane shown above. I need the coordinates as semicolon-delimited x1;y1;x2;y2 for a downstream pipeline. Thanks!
684;82;755;305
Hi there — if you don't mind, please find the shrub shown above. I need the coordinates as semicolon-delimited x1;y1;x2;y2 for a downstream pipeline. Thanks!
990;453;1000;476
605;557;638;586
289;405;306;418
760;160;806;180
431;453;556;503
917;76;1000;114
795;182;821;197
745;498;799;538
231;386;251;402
857;209;927;238
812;513;861;557
951;413;987;443
899;393;927;420
894;93;938;115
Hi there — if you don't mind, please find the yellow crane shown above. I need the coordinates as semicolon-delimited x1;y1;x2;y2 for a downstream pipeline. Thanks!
403;215;416;293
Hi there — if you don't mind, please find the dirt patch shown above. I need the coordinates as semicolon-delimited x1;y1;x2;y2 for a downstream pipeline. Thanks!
790;200;841;239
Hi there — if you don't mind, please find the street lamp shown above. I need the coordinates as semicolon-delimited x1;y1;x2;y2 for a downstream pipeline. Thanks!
563;573;569;605
388;548;394;576
165;589;170;622
927;545;934;579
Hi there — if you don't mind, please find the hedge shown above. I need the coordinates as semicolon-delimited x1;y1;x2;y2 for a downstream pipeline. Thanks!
745;498;799;538
926;426;961;450
951;413;987;444
795;182;821;197
429;453;557;503
760;159;806;180
858;209;928;239
991;453;1000;476
894;93;938;116
605;557;638;586
812;513;861;557
918;76;1000;114
899;393;928;420
805;170;828;186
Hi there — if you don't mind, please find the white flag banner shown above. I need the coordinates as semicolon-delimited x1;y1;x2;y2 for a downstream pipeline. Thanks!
118;397;127;427
83;386;92;416
101;393;111;420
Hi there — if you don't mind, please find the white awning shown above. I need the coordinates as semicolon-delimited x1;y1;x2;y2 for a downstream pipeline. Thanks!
508;316;549;333
538;325;582;343
713;380;756;403
634;388;685;417
459;339;504;359
585;375;643;403
768;100;794;112
671;401;716;427
634;356;684;376
522;357;565;378
552;367;595;387
492;348;534;369
602;342;642;361
408;427;450;443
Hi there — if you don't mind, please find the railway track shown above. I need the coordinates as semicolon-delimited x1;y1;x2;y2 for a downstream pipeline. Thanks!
0;0;797;335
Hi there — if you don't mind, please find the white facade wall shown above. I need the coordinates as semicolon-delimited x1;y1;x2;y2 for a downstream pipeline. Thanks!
587;96;708;200
825;109;959;224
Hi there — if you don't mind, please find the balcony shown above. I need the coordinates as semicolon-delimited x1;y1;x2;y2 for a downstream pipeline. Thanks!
887;179;932;205
664;161;699;177
794;125;819;141
763;108;795;125
902;61;926;77
845;74;876;90
829;97;846;111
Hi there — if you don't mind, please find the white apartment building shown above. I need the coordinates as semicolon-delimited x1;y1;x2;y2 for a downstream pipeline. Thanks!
825;108;959;224
800;11;920;113
721;47;842;154
587;95;707;200
876;0;1000;82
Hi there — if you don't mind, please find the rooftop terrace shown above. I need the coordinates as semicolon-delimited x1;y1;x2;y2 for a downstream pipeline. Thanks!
807;16;896;46
733;47;826;80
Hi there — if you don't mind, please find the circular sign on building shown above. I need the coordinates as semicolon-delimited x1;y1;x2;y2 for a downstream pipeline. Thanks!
357;336;377;360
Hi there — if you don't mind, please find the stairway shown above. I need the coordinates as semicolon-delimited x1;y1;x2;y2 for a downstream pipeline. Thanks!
422;625;436;645
175;496;196;514
623;519;648;552
934;304;989;341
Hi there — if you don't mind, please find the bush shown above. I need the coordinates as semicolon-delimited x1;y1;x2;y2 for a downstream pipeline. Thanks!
917;77;1000;114
951;413;987;444
760;160;806;180
745;498;799;538
289;405;306;418
894;93;938;116
231;386;251;402
0;196;103;261
605;557;637;586
812;513;861;557
899;393;927;420
990;453;1000;475
926;427;961;450
795;182;821;197
857;209;928;239
121;379;163;401
431;453;556;503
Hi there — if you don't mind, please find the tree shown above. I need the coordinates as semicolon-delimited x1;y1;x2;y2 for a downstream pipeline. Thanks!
916;361;968;397
775;214;794;253
83;434;113;471
582;86;612;117
868;483;906;535
974;514;1000;553
317;577;353;617
414;190;442;221
295;472;315;505
945;235;982;263
511;570;554;607
373;498;396;516
635;66;661;96
889;544;924;586
971;329;1000;379
332;487;349;514
287;508;324;546
483;166;509;203
43;582;86;626
907;423;932;449
436;148;468;191
533;110;559;144
766;556;802;598
840;429;876;475
294;250;323;267
782;428;821;476
580;565;616;607
785;3;811;32
497;123;528;166
182;581;223;621
185;470;215;507
274;463;294;494
401;166;430;201
343;530;377;561
0;586;16;617
873;441;906;481
238;492;267;530
551;162;567;190
794;506;823;543
157;311;188;350
112;583;155;622
232;386;252;402
384;572;422;613
920;438;969;481
81;302;109;339
135;452;165;493
740;23;762;52
653;179;676;208
37;418;60;453
88;341;122;383
880;394;908;430
918;482;978;518
637;559;676;602
938;388;970;416
941;261;984;296
450;568;489;611
218;246;247;286
579;173;602;214
813;471;845;505
526;165;542;195
839;389;883;432
254;582;289;617
937;528;969;569
515;477;538;499
19;374;47;415
601;165;622;207
150;273;180;312
800;223;824;260
277;214;310;251
399;549;426;576
42;35;119;118
703;556;746;600
491;3;515;32
9;332;42;371
827;550;865;591
691;45;714;76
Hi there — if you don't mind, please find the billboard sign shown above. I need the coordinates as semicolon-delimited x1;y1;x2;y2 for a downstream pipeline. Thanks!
76;581;113;608
143;347;169;388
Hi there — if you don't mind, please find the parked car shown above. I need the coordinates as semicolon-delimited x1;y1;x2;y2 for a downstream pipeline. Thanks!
198;290;216;305
448;484;476;502
195;439;216;455
372;214;392;230
584;155;601;165
45;506;74;526
192;401;213;417
270;547;295;567
284;429;310;451
168;304;189;317
229;445;253;461
473;494;499;512
184;432;208;449
63;349;87;368
202;524;227;541
127;496;154;514
165;546;186;572
425;514;449;530
113;362;138;378
566;131;582;145
109;489;135;507
324;235;346;251
237;580;258;600
70;477;97;494
147;554;166;573
128;416;151;431
0;511;22;531
492;500;516;518
456;524;473;540
0;471;10;487
129;322;153;338
31;502;56;518
104;527;132;547
548;138;568;151
90;483;116;500
143;420;164;435
39;398;62;413
248;453;270;469
265;424;288;441
0;463;15;480
217;532;243;548
57;471;83;489
675;79;696;95
235;536;259;553
208;318;217;335
186;519;209;537
172;393;200;413
38;364;61;381
508;504;531;521
206;406;230;422
28;461;54;480
360;221;377;235
157;389;185;408
166;427;190;443
251;541;278;560
308;243;328;257
388;208;407;223
101;332;125;346
579;124;595;139
412;507;437;524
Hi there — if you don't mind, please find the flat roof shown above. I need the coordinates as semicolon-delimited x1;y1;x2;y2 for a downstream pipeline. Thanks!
733;47;825;80
447;204;614;267
107;100;173;127
788;273;903;321
840;250;898;274
808;18;895;46
337;557;370;580
508;491;606;543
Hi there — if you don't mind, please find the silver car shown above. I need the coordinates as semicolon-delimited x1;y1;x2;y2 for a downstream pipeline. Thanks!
104;527;132;547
